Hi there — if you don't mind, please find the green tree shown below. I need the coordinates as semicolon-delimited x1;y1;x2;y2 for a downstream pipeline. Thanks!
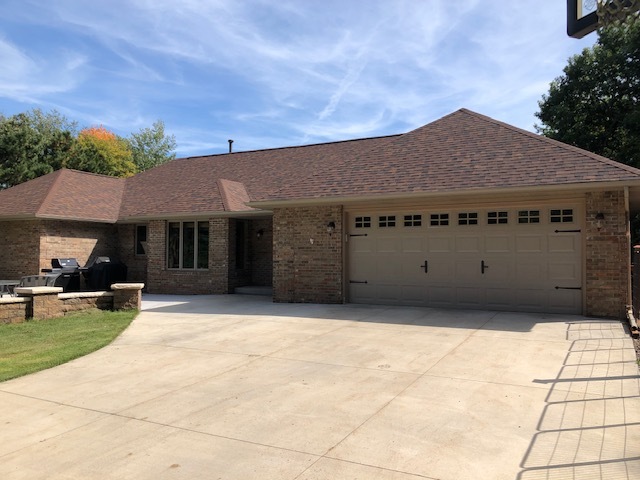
536;22;640;167
0;109;77;189
66;126;137;177
127;120;176;171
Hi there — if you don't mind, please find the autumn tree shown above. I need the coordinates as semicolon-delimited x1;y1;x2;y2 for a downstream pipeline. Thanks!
66;126;137;177
536;22;640;167
0;109;76;189
127;120;176;171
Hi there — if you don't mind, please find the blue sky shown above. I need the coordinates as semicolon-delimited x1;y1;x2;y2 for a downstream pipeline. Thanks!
0;1;597;157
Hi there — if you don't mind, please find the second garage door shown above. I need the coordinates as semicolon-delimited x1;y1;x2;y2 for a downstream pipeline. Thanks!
347;205;583;314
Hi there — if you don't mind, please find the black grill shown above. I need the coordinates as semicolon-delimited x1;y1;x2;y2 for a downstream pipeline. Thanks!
40;257;83;292
82;257;127;291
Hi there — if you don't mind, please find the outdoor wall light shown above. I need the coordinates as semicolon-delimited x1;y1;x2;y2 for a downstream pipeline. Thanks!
326;221;336;235
595;212;605;230
256;229;264;239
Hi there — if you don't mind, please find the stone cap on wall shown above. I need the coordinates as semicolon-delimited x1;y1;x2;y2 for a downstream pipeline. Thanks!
111;283;145;290
14;286;63;296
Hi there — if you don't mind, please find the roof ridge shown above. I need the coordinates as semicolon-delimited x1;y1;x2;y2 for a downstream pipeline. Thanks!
458;109;640;176
181;133;403;161
35;169;65;217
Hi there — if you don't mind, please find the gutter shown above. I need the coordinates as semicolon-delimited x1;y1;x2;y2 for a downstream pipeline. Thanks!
248;179;640;209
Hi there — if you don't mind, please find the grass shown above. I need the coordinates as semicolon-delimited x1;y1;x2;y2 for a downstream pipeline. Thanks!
0;309;137;382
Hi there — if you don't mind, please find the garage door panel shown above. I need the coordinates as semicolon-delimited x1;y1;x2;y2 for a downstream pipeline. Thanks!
351;237;374;253
377;284;403;303
483;259;511;284
348;207;582;314
485;235;511;253
399;256;425;283
401;285;428;305
456;236;481;253
455;259;482;284
548;234;579;253
486;287;514;309
549;262;580;282
425;258;454;281
377;237;400;253
428;236;453;253
428;286;455;307
456;286;483;307
401;236;423;253
350;255;376;280
516;262;545;283
516;235;545;253
515;289;546;310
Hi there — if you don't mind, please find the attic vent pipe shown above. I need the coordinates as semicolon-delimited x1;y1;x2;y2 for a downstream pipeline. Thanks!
228;139;234;153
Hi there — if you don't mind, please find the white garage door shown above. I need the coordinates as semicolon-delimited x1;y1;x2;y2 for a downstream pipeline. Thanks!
347;206;583;314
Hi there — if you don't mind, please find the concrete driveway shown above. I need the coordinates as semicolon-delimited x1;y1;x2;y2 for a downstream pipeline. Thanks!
1;295;639;479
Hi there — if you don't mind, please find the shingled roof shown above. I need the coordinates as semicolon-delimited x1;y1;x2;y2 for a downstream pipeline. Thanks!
2;108;640;222
117;134;398;219
0;169;124;222
262;109;640;202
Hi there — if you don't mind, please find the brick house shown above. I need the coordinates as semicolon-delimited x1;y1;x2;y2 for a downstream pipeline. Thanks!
2;109;640;318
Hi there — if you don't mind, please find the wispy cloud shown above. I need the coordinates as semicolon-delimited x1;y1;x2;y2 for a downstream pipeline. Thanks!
0;0;597;156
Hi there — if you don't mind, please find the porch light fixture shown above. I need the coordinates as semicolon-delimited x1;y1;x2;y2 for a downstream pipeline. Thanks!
326;221;336;235
256;229;264;239
595;212;605;230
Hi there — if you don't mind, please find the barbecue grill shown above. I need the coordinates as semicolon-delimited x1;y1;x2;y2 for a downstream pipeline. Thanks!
82;256;127;291
40;258;83;292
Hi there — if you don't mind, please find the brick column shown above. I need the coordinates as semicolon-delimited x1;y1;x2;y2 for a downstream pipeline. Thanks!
14;286;63;320
111;283;144;310
585;190;630;318
273;205;343;303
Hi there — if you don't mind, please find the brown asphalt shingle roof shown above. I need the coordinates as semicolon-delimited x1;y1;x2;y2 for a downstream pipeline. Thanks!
266;109;640;201
0;169;124;222
2;109;640;222
117;134;398;218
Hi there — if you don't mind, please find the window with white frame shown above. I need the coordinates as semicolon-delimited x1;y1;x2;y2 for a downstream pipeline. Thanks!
167;221;209;269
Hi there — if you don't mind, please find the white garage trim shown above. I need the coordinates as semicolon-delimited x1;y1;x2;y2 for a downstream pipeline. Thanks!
346;203;584;314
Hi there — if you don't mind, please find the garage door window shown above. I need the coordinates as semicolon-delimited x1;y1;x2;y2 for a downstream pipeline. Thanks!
518;210;540;224
458;212;478;225
430;213;449;226
379;215;396;227
488;211;508;225
404;214;422;227
355;216;371;228
550;209;574;223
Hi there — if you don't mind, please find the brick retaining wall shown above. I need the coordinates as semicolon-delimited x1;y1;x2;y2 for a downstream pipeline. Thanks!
0;284;143;324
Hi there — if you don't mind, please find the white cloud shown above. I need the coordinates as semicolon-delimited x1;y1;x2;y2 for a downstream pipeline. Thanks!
0;0;598;155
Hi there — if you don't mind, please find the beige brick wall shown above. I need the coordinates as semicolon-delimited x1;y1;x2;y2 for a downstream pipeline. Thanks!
0;220;118;281
585;190;630;318
39;220;118;271
273;205;343;303
0;221;41;279
146;218;230;294
117;224;148;285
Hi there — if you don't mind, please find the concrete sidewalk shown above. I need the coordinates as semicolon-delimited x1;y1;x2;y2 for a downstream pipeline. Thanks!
0;295;639;479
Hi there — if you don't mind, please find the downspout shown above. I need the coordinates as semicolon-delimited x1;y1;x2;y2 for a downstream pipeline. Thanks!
624;186;639;337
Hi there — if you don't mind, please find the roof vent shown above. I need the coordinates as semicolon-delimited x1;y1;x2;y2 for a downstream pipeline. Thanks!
228;139;234;153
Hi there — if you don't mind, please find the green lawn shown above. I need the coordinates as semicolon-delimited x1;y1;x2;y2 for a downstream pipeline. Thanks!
0;309;137;382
